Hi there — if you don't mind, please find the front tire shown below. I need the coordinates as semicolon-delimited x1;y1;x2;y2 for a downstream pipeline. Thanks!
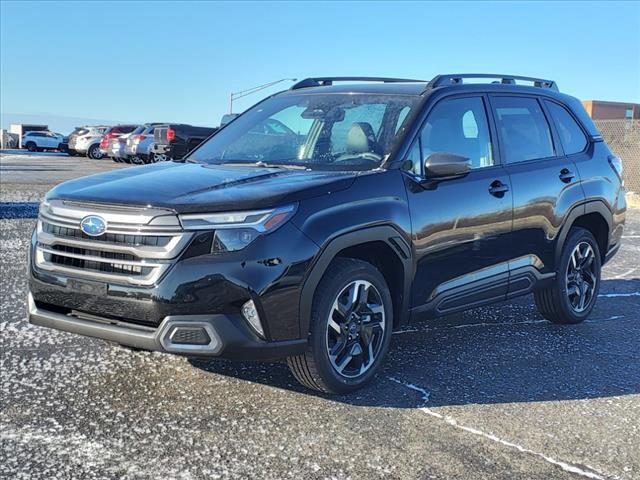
287;258;393;394
535;227;601;324
88;144;104;160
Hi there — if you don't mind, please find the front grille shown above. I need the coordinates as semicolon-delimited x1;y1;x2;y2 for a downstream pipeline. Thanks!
42;222;172;247
34;200;193;286
49;244;138;261
44;250;153;276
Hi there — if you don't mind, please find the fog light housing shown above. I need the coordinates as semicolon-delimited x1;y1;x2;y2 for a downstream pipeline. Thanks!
242;299;264;338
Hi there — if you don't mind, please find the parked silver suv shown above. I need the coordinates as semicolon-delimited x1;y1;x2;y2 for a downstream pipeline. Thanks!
124;123;165;164
67;126;110;159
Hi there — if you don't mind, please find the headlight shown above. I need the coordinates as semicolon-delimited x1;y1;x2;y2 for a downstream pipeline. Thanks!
179;204;296;253
39;199;50;214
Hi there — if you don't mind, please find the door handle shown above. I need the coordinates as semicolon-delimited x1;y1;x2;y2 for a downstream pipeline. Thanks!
559;168;575;183
489;180;509;197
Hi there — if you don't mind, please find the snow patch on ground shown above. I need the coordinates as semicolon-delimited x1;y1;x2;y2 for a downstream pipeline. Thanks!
388;378;612;480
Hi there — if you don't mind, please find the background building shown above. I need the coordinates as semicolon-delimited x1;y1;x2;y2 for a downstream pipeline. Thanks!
8;123;49;149
582;100;640;120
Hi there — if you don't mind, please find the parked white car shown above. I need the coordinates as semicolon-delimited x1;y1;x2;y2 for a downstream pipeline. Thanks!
67;126;110;159
21;131;65;152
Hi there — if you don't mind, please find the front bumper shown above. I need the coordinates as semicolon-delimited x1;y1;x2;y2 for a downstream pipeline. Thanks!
28;220;319;356
28;293;306;360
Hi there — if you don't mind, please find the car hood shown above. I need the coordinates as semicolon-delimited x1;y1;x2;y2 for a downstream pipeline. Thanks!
45;162;359;213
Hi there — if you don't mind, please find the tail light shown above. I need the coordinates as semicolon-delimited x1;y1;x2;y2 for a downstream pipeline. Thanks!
100;132;117;148
167;128;176;141
134;135;145;142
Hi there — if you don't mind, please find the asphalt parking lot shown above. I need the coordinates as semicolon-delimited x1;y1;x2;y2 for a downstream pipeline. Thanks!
1;152;639;480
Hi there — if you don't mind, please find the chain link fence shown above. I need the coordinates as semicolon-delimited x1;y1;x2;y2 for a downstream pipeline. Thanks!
594;119;640;193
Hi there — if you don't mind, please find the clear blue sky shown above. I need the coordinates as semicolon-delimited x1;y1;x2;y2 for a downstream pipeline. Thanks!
1;0;639;130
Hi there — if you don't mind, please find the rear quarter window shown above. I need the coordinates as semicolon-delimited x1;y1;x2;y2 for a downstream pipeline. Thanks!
544;101;588;155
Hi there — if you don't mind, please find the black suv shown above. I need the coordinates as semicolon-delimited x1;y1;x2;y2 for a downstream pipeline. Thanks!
28;74;626;393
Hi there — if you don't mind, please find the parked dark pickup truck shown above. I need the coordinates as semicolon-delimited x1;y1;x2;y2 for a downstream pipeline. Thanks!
153;124;218;160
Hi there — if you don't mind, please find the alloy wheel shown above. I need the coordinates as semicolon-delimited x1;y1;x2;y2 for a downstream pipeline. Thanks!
325;280;386;378
566;241;597;313
89;146;103;159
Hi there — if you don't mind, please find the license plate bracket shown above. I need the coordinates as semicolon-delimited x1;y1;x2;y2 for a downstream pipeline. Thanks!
67;278;107;296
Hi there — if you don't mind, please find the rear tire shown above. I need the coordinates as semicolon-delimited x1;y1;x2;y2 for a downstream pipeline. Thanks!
150;152;167;163
534;227;601;324
287;258;393;394
26;142;37;152
88;144;103;160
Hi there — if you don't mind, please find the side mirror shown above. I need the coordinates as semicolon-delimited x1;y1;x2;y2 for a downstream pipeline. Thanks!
424;152;471;180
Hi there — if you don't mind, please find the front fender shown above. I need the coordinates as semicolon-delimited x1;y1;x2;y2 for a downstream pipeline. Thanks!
292;170;413;335
298;225;413;337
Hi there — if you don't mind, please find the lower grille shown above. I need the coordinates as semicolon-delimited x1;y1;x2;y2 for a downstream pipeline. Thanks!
43;245;153;276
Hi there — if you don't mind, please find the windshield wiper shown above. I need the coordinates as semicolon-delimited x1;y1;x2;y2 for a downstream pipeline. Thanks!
258;162;309;170
214;160;310;170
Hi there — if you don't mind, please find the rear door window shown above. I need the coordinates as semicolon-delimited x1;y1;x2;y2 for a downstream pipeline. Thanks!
492;96;555;163
544;101;588;155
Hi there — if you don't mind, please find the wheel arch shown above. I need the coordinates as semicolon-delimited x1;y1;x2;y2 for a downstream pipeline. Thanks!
555;200;612;265
299;226;413;337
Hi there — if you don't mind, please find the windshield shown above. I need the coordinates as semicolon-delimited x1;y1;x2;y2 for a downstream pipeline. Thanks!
189;93;420;169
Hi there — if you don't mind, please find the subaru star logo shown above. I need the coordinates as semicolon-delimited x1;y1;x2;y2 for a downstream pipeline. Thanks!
80;215;107;237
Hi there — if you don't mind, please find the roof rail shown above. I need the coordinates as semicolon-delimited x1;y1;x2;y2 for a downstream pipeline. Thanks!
426;73;559;92
290;77;427;90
